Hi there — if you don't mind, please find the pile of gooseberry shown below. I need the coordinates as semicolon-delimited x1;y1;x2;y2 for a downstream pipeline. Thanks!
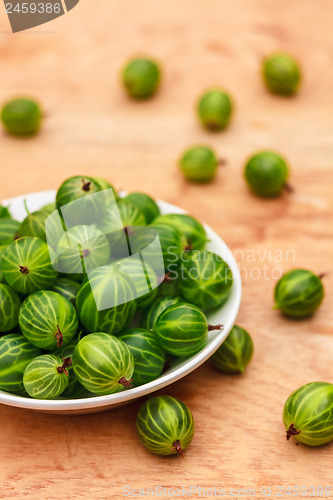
0;175;248;456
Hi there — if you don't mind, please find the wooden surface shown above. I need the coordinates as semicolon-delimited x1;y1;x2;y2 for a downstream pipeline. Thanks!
1;0;333;497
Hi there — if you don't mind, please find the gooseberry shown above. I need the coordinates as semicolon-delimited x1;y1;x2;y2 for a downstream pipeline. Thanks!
154;213;207;250
211;326;254;374
2;237;58;294
0;218;20;245
283;382;333;446
156;302;222;357
140;295;183;330
274;269;324;318
122;192;160;224
122;58;161;99
1;98;42;136
0;283;21;332
19;290;78;349
136;396;194;456
179;146;220;183
197;89;233;131
178;250;233;309
76;265;137;335
119;328;165;386
23;354;71;399
72;332;134;395
263;53;301;96
244;151;290;198
0;333;41;394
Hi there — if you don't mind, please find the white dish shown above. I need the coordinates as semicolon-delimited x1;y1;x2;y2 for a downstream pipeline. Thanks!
0;190;242;414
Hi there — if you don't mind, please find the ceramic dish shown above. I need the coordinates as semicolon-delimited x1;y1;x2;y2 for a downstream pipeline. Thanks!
0;190;242;414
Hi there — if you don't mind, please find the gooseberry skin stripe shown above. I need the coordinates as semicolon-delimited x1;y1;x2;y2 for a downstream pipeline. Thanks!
140;296;183;331
283;382;333;446
136;396;194;456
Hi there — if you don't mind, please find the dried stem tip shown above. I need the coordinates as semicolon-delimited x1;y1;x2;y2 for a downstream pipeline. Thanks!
57;357;72;375
286;423;300;441
82;178;91;192
171;440;184;458
118;377;133;388
208;324;224;331
55;325;63;348
19;266;29;274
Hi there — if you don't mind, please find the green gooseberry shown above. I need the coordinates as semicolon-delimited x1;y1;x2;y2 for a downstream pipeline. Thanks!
53;341;88;398
211;326;254;374
158;273;180;298
76;265;137;335
56;224;111;276
40;202;56;214
148;221;188;271
1;98;42;136
122;58;161;99
0;244;7;283
274;269;324;318
98;201;146;257
179;146;220;183
51;277;81;306
118;258;159;309
283;382;333;446
122;192;160;224
93;176;117;198
179;250;233;309
0;205;11;219
0;218;20;245
19;290;78;350
0;333;41;394
156;302;221;357
119;328;165;386
136;396;194;456
263;53;301;96
140;295;183;330
0;283;21;332
19;203;50;241
244;151;290;198
197;89;233;131
23;354;70;399
2;237;58;294
154;213;208;250
72;332;134;395
56;176;105;226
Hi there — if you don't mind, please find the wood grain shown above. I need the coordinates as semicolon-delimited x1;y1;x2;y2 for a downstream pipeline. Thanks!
0;0;333;497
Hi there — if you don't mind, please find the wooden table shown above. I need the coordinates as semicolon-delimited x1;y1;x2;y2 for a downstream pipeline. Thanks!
1;0;333;497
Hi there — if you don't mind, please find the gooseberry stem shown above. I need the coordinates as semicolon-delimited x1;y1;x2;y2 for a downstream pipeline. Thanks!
81;178;91;192
283;183;294;194
118;377;133;388
57;357;72;375
208;324;224;331
55;325;63;348
219;158;227;167
184;240;193;252
286;423;300;441
171;440;184;458
19;266;29;274
23;199;30;215
163;272;172;283
318;272;327;280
